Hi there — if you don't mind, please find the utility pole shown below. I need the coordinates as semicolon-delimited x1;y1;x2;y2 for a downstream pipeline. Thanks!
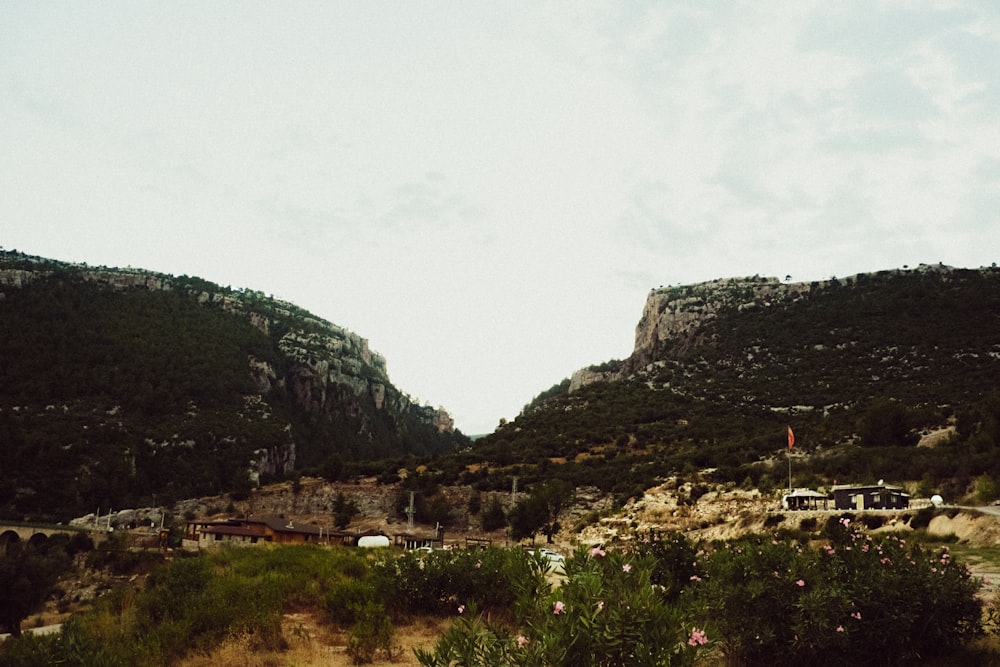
406;491;415;531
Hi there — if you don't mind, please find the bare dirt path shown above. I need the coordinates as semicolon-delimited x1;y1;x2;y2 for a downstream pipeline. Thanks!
178;612;452;667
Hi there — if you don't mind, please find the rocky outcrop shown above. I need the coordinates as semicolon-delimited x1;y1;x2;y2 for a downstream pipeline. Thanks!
628;265;967;372
566;263;983;394
631;275;790;370
568;367;620;392
0;249;454;435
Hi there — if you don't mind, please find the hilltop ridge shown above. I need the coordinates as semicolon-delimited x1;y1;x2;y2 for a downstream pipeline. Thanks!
481;262;1000;508
0;250;467;520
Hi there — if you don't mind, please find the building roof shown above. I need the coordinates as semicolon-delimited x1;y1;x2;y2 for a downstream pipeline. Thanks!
831;484;907;493
257;515;324;536
783;488;830;498
191;516;325;537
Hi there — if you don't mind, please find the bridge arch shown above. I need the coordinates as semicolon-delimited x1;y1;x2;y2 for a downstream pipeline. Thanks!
26;532;49;548
0;529;20;554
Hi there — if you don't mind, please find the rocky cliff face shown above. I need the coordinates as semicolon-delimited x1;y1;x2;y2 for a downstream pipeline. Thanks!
630;275;791;370
627;264;965;373
0;250;454;438
568;263;981;394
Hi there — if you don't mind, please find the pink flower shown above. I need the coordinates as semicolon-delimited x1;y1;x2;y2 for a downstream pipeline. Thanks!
553;600;565;615
690;574;702;582
596;601;605;612
795;579;805;587
687;628;708;646
590;546;606;558
622;563;633;573
458;605;465;614
516;635;530;648
836;625;845;633
475;560;482;568
851;612;862;620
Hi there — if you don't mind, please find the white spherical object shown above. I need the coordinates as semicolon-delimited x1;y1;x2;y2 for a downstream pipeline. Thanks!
930;494;944;507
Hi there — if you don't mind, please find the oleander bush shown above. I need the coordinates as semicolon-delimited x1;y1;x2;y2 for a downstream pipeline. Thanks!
416;525;985;667
371;546;544;618
415;545;708;667
696;518;983;666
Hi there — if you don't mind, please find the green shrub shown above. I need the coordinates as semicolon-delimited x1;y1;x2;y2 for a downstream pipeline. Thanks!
696;518;982;666
346;600;396;663
1;545;374;665
325;578;377;625
416;546;708;666
627;530;704;602
372;547;543;618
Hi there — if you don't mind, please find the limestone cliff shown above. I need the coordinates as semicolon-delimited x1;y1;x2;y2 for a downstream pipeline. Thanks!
569;263;981;393
0;249;464;519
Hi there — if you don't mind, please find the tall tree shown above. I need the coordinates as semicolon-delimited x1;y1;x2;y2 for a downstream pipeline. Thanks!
0;539;71;637
858;398;916;447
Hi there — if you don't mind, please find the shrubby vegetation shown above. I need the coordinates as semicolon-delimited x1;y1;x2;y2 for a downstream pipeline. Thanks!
429;267;1000;507
419;528;987;666
0;520;991;666
697;522;981;665
0;533;87;638
0;545;383;666
0;252;468;521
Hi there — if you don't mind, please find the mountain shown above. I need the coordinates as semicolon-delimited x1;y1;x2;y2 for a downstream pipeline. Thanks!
470;264;1000;504
0;250;468;520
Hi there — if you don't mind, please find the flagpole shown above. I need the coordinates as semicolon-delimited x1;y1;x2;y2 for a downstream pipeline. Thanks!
786;426;794;492
788;447;792;492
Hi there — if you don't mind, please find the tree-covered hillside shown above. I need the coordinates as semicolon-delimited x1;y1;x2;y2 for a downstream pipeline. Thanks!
0;251;468;520
464;265;1000;504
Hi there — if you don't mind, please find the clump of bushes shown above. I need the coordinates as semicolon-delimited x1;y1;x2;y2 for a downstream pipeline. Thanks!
699;517;982;666
415;545;708;667
1;525;987;667
371;546;543;618
417;523;983;666
1;545;378;666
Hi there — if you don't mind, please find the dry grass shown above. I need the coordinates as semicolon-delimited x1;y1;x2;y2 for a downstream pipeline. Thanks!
178;611;452;667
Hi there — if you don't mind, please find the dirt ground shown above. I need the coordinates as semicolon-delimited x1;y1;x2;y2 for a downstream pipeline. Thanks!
178;611;452;667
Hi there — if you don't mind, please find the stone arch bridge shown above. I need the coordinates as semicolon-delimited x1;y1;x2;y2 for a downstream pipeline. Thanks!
0;522;108;553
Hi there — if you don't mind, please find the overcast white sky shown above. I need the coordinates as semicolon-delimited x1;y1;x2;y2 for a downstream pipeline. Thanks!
2;2;999;434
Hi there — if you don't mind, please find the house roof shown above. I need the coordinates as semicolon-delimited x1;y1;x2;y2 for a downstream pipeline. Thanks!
200;523;268;538
190;516;325;537
831;484;906;493
783;488;830;498
257;515;324;536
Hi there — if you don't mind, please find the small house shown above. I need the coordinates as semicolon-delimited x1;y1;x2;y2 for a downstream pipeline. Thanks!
782;488;832;510
393;525;445;551
831;484;909;511
184;515;329;549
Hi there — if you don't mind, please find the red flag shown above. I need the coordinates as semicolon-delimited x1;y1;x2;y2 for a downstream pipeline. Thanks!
787;426;795;450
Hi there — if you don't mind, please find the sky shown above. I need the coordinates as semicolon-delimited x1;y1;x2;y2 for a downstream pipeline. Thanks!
2;2;999;435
